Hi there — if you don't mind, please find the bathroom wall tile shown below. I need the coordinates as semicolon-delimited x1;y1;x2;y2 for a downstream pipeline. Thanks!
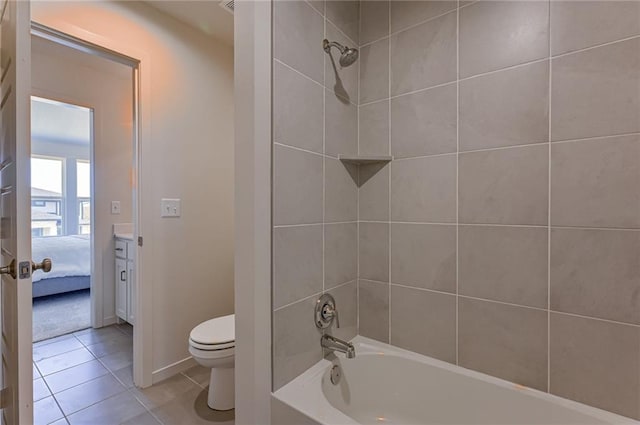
359;100;389;156
325;223;358;289
551;228;640;325
359;163;389;222
390;223;456;293
360;1;389;45
459;145;549;225
326;281;357;342
307;0;325;16
459;298;548;391
459;1;549;78
326;0;360;45
359;222;389;282
459;61;549;152
390;285;456;363
391;83;457;158
274;145;323;225
390;0;457;34
273;225;323;309
551;1;640;56
550;313;640;419
325;90;358;157
459;225;548;308
358;280;390;343
325;158;358;223
390;11;457;96
551;38;640;141
273;296;323;390
551;135;640;229
359;38;389;104
274;0;325;84
325;21;359;103
391;155;457;223
273;61;324;154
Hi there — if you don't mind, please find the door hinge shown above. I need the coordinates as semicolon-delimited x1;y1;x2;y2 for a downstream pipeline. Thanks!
138;236;143;247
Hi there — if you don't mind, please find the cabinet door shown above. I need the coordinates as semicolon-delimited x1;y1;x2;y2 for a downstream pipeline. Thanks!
127;260;135;325
115;258;128;321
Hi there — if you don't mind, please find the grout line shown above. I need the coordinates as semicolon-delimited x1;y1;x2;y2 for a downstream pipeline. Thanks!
551;33;640;60
356;0;362;337
273;222;324;228
273;141;335;159
455;0;460;367
459;140;549;156
388;79;458;102
550;131;640;145
459;57;550;83
547;0;552;393
392;151;458;161
322;11;326;298
549;310;640;329
392;283;457;298
387;0;392;345
273;280;357;313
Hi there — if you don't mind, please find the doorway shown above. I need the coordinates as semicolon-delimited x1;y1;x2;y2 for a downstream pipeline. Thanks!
31;97;93;342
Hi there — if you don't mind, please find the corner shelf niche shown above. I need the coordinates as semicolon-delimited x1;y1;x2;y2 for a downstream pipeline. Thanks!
338;155;393;165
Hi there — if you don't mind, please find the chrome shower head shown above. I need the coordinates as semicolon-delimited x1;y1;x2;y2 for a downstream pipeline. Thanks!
323;39;359;67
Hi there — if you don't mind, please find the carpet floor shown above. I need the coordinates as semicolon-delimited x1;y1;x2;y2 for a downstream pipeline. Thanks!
32;289;91;342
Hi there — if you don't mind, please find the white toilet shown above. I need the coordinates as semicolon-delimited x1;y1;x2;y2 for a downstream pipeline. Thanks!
188;314;235;410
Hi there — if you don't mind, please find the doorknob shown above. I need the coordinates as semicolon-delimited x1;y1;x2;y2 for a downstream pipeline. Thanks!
0;259;16;278
32;258;52;273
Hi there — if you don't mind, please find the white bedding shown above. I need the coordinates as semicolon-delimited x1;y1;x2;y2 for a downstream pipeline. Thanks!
31;235;90;282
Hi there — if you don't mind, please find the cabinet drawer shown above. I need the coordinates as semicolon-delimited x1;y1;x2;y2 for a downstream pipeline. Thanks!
115;240;127;258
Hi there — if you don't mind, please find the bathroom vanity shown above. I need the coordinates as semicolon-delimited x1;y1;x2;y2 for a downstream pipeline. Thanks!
114;233;135;325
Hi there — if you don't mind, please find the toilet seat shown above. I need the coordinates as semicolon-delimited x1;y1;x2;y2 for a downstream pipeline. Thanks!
189;314;235;351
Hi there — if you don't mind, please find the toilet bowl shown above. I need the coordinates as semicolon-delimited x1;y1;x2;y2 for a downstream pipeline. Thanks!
188;314;235;410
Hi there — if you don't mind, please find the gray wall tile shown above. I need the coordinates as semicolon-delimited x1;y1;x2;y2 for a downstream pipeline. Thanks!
391;83;457;158
551;135;640;228
326;0;360;45
359;222;389;282
459;225;548;308
358;280;390;343
551;38;640;141
460;1;549;78
325;223;358;289
459;61;549;151
274;61;324;153
361;1;389;45
391;155;457;223
325;90;358;157
325;21;359;103
391;223;456;293
551;1;640;56
390;0;457;34
273;297;323;390
325;158;358;223
359;163;389;221
274;145;323;225
273;225;323;309
390;285;456;363
359;38;390;104
459;145;549;225
274;0;325;84
459;298;548;391
359;100;389;156
550;313;640;420
326;281;358;342
390;11;457;96
551;228;640;325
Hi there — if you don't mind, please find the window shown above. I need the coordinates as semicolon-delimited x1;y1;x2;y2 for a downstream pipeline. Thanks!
31;157;64;237
77;161;91;234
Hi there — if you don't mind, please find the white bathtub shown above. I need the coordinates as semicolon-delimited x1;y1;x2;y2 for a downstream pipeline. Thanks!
273;336;637;425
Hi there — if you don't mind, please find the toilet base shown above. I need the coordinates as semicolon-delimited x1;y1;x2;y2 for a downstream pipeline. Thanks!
208;367;234;410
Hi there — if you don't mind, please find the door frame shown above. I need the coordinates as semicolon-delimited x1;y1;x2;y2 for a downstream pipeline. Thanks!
30;22;153;387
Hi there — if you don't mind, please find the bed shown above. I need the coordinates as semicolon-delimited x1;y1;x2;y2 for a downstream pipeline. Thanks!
32;234;91;298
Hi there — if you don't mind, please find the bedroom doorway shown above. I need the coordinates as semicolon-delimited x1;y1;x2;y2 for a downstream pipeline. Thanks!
31;97;93;342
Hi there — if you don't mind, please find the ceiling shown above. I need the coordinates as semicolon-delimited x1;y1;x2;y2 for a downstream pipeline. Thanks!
146;0;234;46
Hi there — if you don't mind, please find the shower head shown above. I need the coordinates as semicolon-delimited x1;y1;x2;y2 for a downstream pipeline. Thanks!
323;39;359;68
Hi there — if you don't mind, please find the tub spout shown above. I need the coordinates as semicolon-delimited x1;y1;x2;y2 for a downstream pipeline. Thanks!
321;334;356;359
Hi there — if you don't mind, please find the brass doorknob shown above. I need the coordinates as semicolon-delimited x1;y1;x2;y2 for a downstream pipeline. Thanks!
0;259;16;278
32;258;52;273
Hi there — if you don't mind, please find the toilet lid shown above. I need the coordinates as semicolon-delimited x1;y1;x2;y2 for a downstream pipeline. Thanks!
190;314;235;346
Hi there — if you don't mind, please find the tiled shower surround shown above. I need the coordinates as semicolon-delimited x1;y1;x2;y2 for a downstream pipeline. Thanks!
272;0;640;420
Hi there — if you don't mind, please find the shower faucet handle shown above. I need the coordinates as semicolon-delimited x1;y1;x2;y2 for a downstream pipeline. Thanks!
315;294;340;329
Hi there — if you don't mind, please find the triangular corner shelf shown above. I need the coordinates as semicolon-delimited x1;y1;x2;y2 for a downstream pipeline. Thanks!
338;155;393;165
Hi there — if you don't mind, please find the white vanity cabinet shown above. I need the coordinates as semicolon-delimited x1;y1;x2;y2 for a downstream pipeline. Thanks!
115;237;135;325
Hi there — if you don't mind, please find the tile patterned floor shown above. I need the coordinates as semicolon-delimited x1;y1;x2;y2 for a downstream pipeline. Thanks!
33;324;234;425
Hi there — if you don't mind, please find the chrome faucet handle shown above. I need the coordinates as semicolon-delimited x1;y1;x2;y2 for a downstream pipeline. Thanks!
315;294;340;329
323;303;340;328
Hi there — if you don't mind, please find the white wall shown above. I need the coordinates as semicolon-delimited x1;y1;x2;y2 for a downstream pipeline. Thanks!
32;1;235;380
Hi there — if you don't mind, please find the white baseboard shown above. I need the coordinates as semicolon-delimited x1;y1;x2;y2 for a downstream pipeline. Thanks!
102;316;117;327
151;356;197;384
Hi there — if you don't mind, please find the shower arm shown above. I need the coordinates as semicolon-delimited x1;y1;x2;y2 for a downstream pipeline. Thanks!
323;39;347;55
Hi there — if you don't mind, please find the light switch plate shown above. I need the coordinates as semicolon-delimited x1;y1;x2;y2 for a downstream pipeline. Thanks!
111;201;121;215
161;198;181;217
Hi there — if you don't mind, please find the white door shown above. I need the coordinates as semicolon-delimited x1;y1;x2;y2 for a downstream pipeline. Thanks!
0;0;33;424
